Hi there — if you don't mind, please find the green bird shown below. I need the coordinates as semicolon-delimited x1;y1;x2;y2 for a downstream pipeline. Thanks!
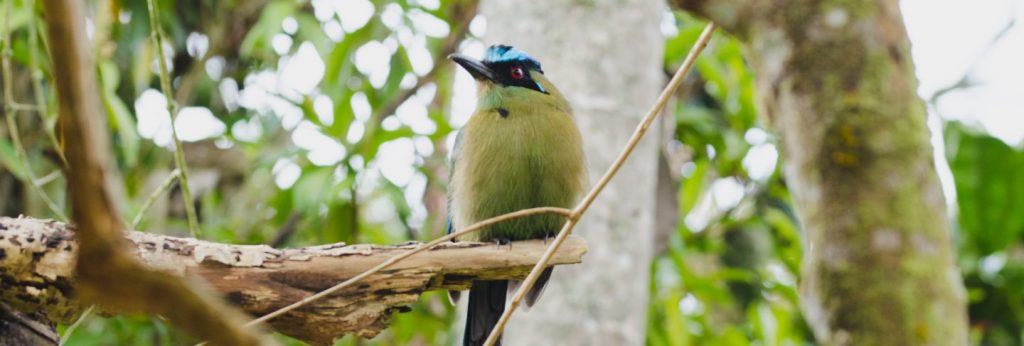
447;45;587;346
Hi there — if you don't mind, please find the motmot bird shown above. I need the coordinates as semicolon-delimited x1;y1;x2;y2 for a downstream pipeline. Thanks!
447;45;587;346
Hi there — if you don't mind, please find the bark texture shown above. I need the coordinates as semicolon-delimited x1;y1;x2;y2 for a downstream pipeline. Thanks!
480;1;664;344
0;302;57;346
0;217;587;345
672;1;968;344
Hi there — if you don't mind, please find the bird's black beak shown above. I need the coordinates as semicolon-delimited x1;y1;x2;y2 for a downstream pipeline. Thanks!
449;54;495;82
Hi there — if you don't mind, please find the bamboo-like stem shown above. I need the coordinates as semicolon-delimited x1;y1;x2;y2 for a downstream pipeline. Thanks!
145;0;201;238
131;169;181;229
27;0;66;166
36;170;62;186
58;305;95;346
2;0;67;221
242;206;574;328
482;22;718;346
6;102;43;112
0;110;66;220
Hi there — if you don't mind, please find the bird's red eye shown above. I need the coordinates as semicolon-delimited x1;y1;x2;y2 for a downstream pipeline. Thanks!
510;67;525;79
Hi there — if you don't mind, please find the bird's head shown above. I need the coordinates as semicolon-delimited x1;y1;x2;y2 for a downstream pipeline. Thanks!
449;45;550;95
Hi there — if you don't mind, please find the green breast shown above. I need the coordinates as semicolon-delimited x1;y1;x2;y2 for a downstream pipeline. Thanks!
453;106;586;241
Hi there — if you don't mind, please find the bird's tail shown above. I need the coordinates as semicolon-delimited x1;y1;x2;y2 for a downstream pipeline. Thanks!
464;280;507;346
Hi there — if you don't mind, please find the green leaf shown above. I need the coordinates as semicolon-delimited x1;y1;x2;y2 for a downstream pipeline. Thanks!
0;138;27;180
294;14;331;53
945;122;1024;254
239;0;296;59
291;166;333;212
98;61;140;168
104;89;141;168
365;127;416;159
99;60;121;91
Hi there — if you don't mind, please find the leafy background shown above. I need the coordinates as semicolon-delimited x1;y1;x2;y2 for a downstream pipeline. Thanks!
1;0;1021;345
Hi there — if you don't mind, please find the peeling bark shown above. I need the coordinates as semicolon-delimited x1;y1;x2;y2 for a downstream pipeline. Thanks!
0;217;587;345
671;1;968;345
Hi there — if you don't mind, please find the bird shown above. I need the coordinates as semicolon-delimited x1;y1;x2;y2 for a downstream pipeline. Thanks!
446;45;587;346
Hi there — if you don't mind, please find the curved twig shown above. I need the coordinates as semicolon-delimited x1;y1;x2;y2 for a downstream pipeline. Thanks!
482;22;718;346
131;169;181;229
243;206;573;327
58;305;95;345
216;13;715;346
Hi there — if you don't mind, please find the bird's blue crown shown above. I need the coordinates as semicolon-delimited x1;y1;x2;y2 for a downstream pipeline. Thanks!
483;45;543;73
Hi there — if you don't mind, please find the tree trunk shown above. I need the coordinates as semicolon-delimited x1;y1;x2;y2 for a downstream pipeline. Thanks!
479;1;664;344
672;1;968;344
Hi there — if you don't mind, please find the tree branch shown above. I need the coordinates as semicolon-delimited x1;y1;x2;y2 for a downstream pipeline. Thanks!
0;302;57;346
670;0;756;37
0;216;588;345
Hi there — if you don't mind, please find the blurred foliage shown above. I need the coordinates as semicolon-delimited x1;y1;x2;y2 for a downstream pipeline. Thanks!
5;0;468;344
647;13;810;346
1;0;1022;345
945;122;1024;346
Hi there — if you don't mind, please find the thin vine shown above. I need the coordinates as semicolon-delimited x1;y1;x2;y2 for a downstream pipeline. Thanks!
144;0;202;237
2;0;67;221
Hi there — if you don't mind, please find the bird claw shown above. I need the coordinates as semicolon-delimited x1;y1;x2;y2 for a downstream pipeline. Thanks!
495;238;512;251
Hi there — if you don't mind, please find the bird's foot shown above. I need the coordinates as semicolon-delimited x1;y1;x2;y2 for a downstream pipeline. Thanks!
494;238;512;251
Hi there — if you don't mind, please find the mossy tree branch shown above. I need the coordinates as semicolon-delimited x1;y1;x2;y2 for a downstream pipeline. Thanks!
0;216;588;345
670;1;968;344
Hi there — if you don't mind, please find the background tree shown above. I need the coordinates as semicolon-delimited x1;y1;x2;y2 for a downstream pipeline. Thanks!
671;0;970;344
